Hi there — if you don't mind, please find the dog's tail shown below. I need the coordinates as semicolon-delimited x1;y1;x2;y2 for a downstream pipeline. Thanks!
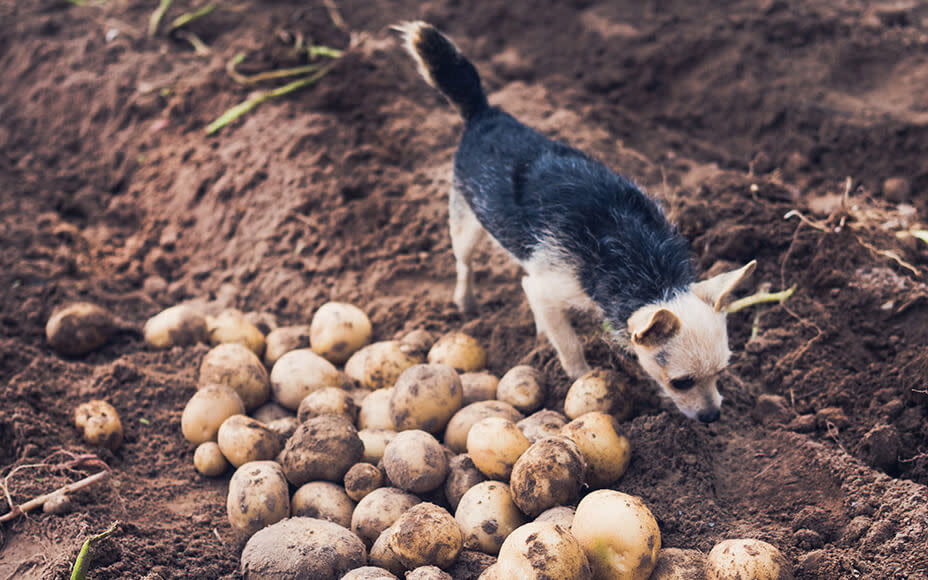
396;21;489;120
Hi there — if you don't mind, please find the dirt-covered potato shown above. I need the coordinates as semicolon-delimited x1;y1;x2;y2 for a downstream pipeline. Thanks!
193;441;229;476
359;388;396;431
216;414;282;468
266;416;299;440
143;304;207;350
278;415;363;485
269;348;342;410
382;430;449;494
398;329;435;359
226;460;290;537
428;331;486;372
341;566;399;580
390;364;463;434
489;522;591;580
208;308;266;357
460;371;500;405
516;409;567;443
560;412;631;488
290;481;355;528
445;454;488;511
240;517;366;580
345;462;384;501
466;417;530;481
181;383;245;444
407;566;453;580
251;401;293;424
534;506;575;529
263;325;311;367
346;340;421;390
564;368;632;421
199;343;270;411
297;386;359;423
455;481;526;555
310;301;372;364
571;490;661;580
389;502;463;569
509;436;585;517
444;401;524;454
370;526;406;576
496;366;544;414
74;400;123;450
359;428;397;464
47;302;120;356
705;539;792;580
351;487;421;545
650;548;707;580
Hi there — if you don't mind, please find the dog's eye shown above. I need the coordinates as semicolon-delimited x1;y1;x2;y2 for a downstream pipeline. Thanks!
670;376;696;391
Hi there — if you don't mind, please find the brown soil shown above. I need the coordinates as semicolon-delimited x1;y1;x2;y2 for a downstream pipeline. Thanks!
2;0;928;578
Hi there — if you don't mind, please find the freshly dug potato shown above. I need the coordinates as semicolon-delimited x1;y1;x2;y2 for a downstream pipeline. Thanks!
359;428;397;464
194;441;229;476
359;389;396;431
398;329;435;359
226;461;289;537
310;301;372;364
244;310;277;335
444;401;524;454
445;454;488;511
345;462;384;501
270;348;342;410
264;325;311;367
251;401;293;424
370;526;406;576
47;302;120;356
407;566;452;580
297;386;359;423
449;551;498;580
199;343;270;411
382;430;449;494
705;539;792;580
460;372;499;405
278;415;363;485
509;436;585;517
216;415;282;468
390;364;463;434
564;368;632;421
240;517;366;580
650;548;707;580
571;490;661;580
490;522;591;580
560;412;632;488
389;502;463;569
534;506;575;529
208;308;266;357
517;409;567;443
74;400;123;450
291;481;355;528
466;417;530;481
351;487;421;545
181;383;246;444
143;304;207;350
496;366;544;414
346;340;421;390
266;416;300;440
428;331;486;372
341;566;399;580
455;481;526;555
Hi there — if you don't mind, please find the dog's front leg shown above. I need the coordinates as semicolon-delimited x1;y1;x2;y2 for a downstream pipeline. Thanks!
521;274;592;378
449;183;485;314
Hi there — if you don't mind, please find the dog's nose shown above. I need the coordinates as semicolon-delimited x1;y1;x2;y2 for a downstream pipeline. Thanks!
698;409;720;424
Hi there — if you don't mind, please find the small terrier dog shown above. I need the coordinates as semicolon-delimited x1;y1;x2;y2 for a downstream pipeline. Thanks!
399;22;756;423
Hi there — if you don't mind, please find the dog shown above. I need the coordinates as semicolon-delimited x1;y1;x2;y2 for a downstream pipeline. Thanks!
398;21;756;423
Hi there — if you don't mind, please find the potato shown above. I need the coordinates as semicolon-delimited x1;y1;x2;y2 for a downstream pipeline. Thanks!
509;436;585;516
407;566;452;580
564;368;632;421
466;417;530;481
143;304;207;350
570;490;661;580
208;308;266;357
650;548;707;580
270;348;342;410
226;460;290;537
47;302;120;356
346;340;421;390
560;412;631;488
240;517;366;579
310;301;372;364
345;462;384;501
517;409;567;443
460;372;499;405
278;415;363;485
496;366;544;414
428;331;486;372
266;416;299;440
450;551;498;580
370;526;406;576
359;428;397;464
705;539;792;580
359;389;396;431
181;383;245;444
444;401;524;454
264;325;311;367
491;522;591;580
251;401;293;424
216;414;282;468
342;566;399;580
291;481;355;528
297;386;359;423
534;506;575;529
199;343;270;411
390;364;463;434
351;487;421;545
74;400;122;450
193;441;229;476
455;481;526;555
445;454;488;512
389;502;463;569
398;329;435;359
382;430;449;494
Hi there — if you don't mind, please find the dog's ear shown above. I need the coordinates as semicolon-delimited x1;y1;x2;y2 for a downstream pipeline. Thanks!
631;308;681;347
692;260;757;311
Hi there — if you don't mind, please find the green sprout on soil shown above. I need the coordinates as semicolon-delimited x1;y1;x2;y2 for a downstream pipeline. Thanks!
726;284;796;314
148;0;173;37
226;53;322;85
70;521;120;580
169;2;218;32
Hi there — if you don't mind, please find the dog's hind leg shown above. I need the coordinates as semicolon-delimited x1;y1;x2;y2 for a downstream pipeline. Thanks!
521;273;592;378
449;183;485;314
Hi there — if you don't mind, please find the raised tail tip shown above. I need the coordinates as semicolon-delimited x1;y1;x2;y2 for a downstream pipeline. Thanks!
392;21;439;87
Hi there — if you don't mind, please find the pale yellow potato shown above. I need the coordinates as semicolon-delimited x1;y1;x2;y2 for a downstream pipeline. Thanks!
239;516;365;578
344;462;384;501
359;388;395;431
216;414;282;468
250;401;293;424
278;415;363;485
266;416;299;440
571;489;661;580
390;364;463;434
398;329;435;359
297;386;359;424
445;454;487;511
382;430;449;494
359;428;397;464
564;368;632;421
407;566;452;580
560;412;632;488
47;302;120;356
444;401;524;454
455;481;526;555
193;441;229;476
199;343;270;411
534;506;575;529
226;460;289;537
74;400;122;450
466;417;530;481
493;522;591;580
510;436;585;517
428;331;486;372
263;325;311;367
181;383;246;444
342;566;400;580
208;308;266;357
496;365;545;414
388;503;463;569
516;409;567;443
269;348;341;410
460;371;499;405
351;487;421;545
290;481;355;528
369;526;406;576
650;548;707;580
143;304;207;350
310;302;372;364
705;539;792;580
346;340;421;390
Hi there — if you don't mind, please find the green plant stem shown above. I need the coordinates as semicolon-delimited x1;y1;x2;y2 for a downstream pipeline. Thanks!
727;285;797;314
169;3;218;32
70;521;120;580
226;52;320;85
148;0;173;37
